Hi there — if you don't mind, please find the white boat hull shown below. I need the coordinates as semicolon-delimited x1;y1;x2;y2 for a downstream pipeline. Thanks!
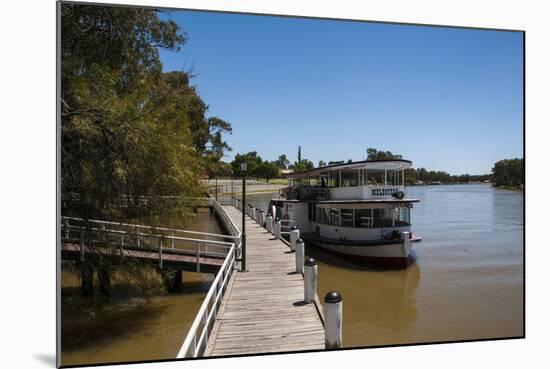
302;234;421;269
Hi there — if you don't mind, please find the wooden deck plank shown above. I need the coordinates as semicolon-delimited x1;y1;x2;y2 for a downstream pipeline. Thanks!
205;205;325;357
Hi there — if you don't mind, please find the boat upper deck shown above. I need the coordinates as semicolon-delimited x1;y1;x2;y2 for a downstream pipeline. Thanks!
286;159;412;179
283;159;413;201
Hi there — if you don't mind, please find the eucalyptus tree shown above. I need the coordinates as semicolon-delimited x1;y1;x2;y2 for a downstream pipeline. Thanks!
60;3;231;220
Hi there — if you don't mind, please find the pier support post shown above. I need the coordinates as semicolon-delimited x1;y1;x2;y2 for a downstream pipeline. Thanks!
274;218;281;239
295;238;305;274
324;291;343;349
81;262;94;297
304;258;317;303
266;215;273;233
290;226;300;252
98;263;111;297
164;270;183;292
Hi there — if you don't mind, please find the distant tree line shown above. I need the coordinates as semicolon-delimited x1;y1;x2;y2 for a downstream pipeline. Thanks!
223;147;523;190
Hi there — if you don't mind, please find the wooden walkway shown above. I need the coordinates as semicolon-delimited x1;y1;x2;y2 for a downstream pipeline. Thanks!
61;243;225;274
204;205;325;356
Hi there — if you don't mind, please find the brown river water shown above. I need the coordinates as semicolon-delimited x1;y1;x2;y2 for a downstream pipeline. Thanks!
246;184;524;346
60;210;220;366
61;184;523;365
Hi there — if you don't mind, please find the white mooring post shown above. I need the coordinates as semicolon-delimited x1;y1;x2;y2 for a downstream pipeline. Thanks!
290;226;300;252
401;231;411;257
259;210;265;226
295;238;305;274
266;215;273;233
304;257;317;303
274;218;281;239
324;291;343;349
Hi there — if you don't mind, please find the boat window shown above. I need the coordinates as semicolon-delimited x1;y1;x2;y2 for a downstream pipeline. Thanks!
328;171;339;188
341;170;359;187
308;203;315;221
397;207;410;226
330;208;341;226
341;209;354;226
314;206;411;228
367;170;385;186
316;207;330;224
355;208;373;228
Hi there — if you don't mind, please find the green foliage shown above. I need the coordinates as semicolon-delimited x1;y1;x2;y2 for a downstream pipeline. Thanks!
230;152;280;181
258;161;280;182
289;145;314;172
292;159;314;172
492;158;524;188
318;160;327;167
61;4;231;220
274;154;290;169
366;148;403;160
230;152;263;177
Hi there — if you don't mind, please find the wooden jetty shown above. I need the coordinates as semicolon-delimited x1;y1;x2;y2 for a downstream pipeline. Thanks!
204;205;325;356
61;242;225;274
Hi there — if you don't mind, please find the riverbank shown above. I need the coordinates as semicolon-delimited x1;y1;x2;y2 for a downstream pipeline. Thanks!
495;184;524;192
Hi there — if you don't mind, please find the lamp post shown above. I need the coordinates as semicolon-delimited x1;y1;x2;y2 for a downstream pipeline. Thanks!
240;162;247;272
215;176;218;201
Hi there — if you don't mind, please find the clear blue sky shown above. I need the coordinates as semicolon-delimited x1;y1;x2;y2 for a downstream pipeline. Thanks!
158;10;523;175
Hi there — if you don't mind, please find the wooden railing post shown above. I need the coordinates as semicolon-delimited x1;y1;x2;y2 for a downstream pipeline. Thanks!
159;238;163;270
171;231;175;249
196;241;200;272
120;235;124;256
80;228;85;261
64;219;69;239
136;226;141;247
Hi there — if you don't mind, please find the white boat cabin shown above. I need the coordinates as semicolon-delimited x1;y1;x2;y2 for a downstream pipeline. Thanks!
273;160;419;241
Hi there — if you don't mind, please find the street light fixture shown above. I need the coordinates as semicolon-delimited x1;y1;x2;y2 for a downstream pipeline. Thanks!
240;162;247;271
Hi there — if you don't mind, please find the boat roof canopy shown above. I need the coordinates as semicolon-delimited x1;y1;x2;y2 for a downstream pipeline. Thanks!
287;159;412;179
